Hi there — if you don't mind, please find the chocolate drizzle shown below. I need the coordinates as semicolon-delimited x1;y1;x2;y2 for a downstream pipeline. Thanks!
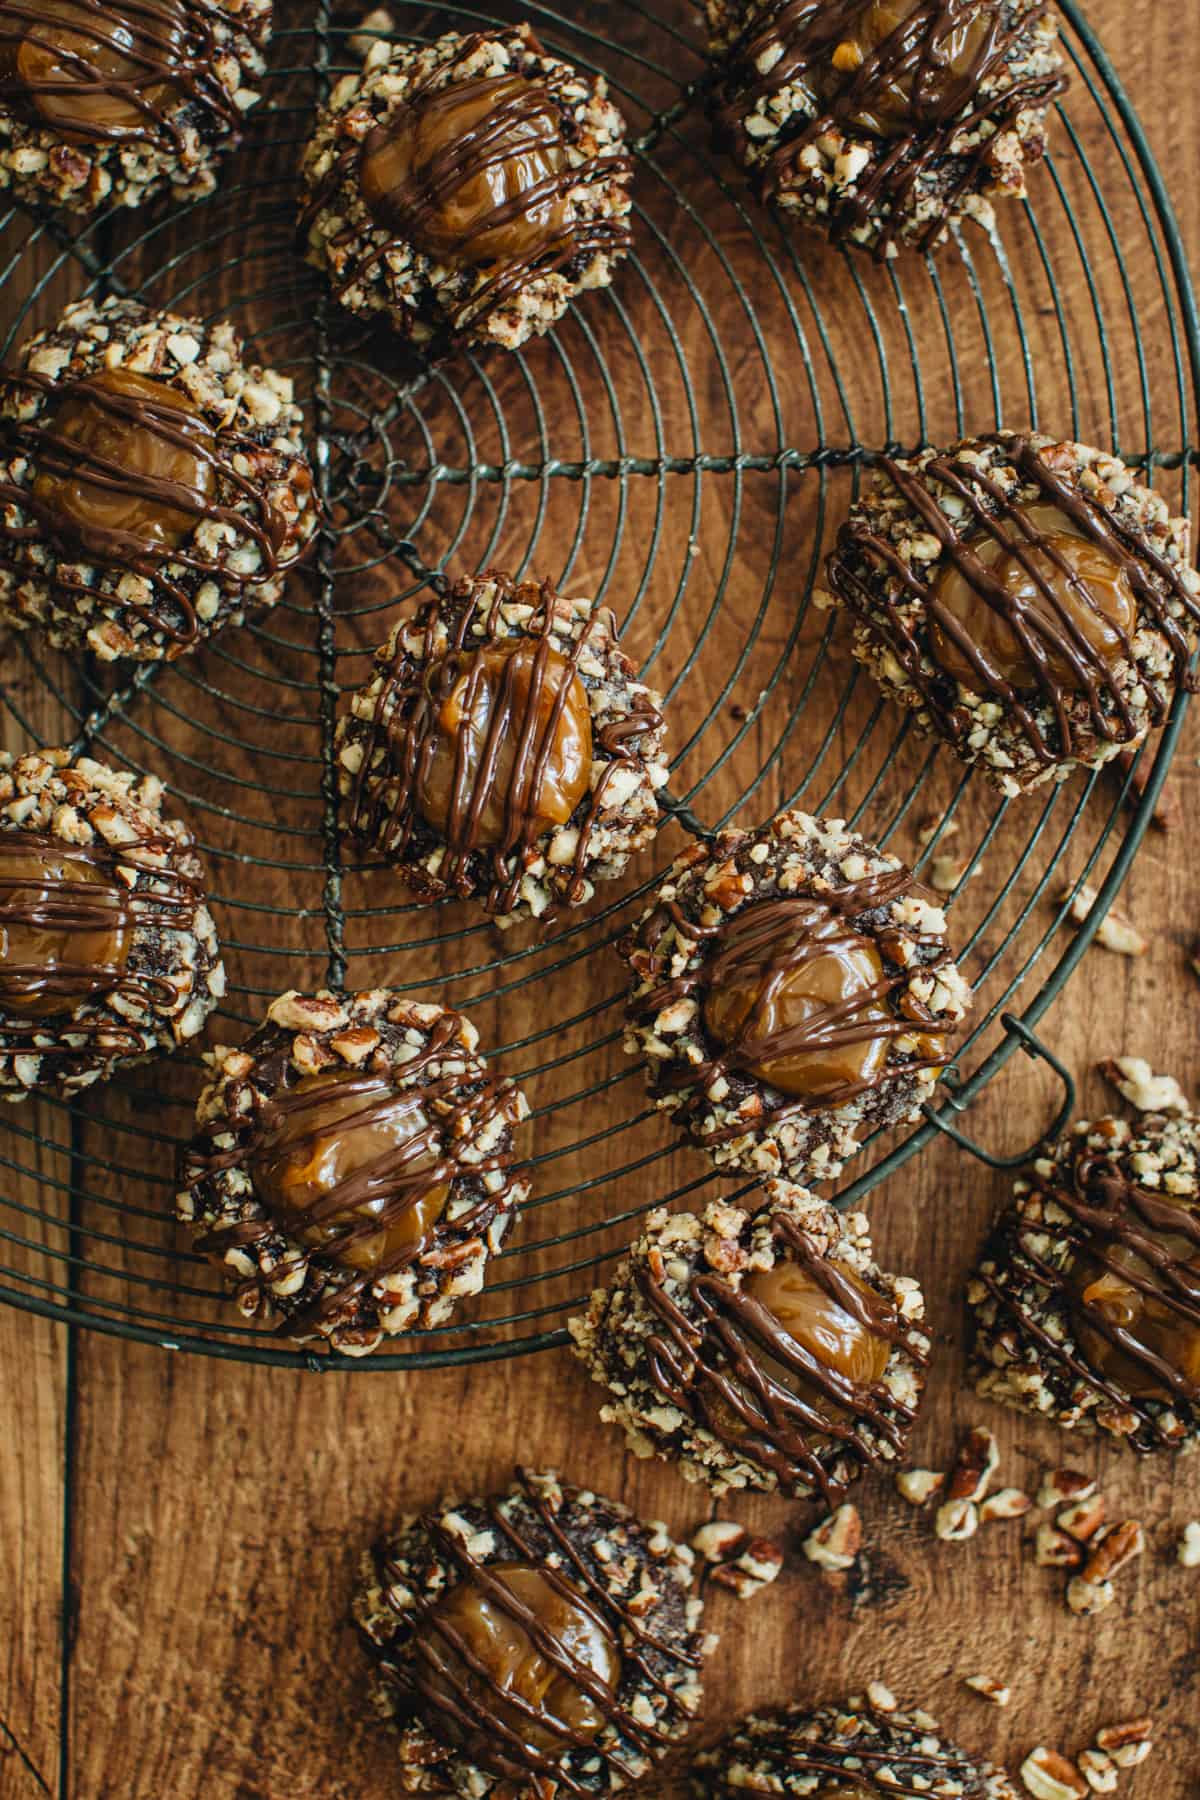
636;1213;925;1503
183;1011;524;1336
628;867;955;1134
0;0;245;153
348;571;663;917
717;0;1066;255
982;1148;1200;1442
302;32;631;339
0;828;199;1043
712;1705;975;1800
0;362;297;650
827;435;1200;766
389;1468;701;1793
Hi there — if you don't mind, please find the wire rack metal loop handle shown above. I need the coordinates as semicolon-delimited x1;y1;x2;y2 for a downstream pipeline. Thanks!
919;1014;1076;1171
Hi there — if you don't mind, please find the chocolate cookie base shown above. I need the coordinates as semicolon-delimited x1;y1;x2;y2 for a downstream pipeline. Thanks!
0;296;317;662
569;1181;930;1500
704;0;1064;257
820;432;1200;794
299;23;632;353
177;987;530;1354
336;568;669;927
0;0;270;214
968;1110;1200;1453
0;746;223;1099
355;1466;711;1800
691;1694;1017;1800
621;808;971;1187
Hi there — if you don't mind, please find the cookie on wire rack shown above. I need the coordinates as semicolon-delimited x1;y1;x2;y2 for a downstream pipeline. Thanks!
0;0;271;214
177;988;530;1356
336;567;669;928
0;295;317;662
691;1693;1017;1800
299;22;633;353
0;745;223;1100
968;1107;1200;1452
820;431;1200;795
569;1181;930;1500
703;0;1066;258
354;1465;711;1800
621;808;971;1187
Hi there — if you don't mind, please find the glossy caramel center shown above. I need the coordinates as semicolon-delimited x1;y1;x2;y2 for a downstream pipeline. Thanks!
415;639;593;851
704;907;895;1099
251;1071;449;1274
824;0;991;136
359;73;571;268
1068;1232;1200;1402
929;503;1137;693
0;839;130;1020
417;1561;619;1767
1;0;185;139
33;366;216;555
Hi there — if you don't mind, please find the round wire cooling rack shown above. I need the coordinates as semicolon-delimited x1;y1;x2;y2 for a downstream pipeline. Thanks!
0;0;1196;1369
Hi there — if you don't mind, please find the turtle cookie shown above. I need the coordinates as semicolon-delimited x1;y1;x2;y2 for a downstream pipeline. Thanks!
692;1693;1017;1800
0;744;223;1098
0;0;270;213
621;808;970;1186
177;988;530;1355
704;0;1065;257
570;1182;930;1500
969;1107;1200;1452
0;296;317;662
299;22;633;352
336;567;669;927
354;1466;711;1799
821;432;1200;794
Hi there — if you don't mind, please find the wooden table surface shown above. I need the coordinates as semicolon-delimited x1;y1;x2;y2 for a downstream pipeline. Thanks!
3;3;1199;1796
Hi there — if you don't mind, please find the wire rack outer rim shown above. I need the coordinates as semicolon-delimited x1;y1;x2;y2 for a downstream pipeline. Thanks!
0;0;1196;1370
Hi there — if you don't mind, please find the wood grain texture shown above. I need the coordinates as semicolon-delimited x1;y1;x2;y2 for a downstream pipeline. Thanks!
2;2;1199;1797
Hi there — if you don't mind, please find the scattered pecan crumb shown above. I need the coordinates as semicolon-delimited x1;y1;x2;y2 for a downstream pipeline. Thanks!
935;1497;979;1542
1057;1495;1107;1543
1176;1520;1200;1567
1056;884;1147;956
1034;1524;1085;1569
1095;1718;1153;1758
1098;1056;1189;1115
1037;1470;1097;1509
895;1468;944;1506
980;1487;1032;1523
1021;1746;1087;1800
1077;1750;1118;1794
964;1674;1011;1706
802;1503;861;1571
709;1538;784;1600
865;1679;897;1712
945;1425;999;1502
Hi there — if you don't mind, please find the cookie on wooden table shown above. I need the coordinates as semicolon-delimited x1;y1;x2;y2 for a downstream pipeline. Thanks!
621;807;970;1186
0;745;223;1099
299;22;633;353
177;987;530;1355
0;296;317;662
821;432;1200;794
569;1181;931;1500
969;1108;1200;1452
692;1693;1017;1800
354;1465;711;1799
